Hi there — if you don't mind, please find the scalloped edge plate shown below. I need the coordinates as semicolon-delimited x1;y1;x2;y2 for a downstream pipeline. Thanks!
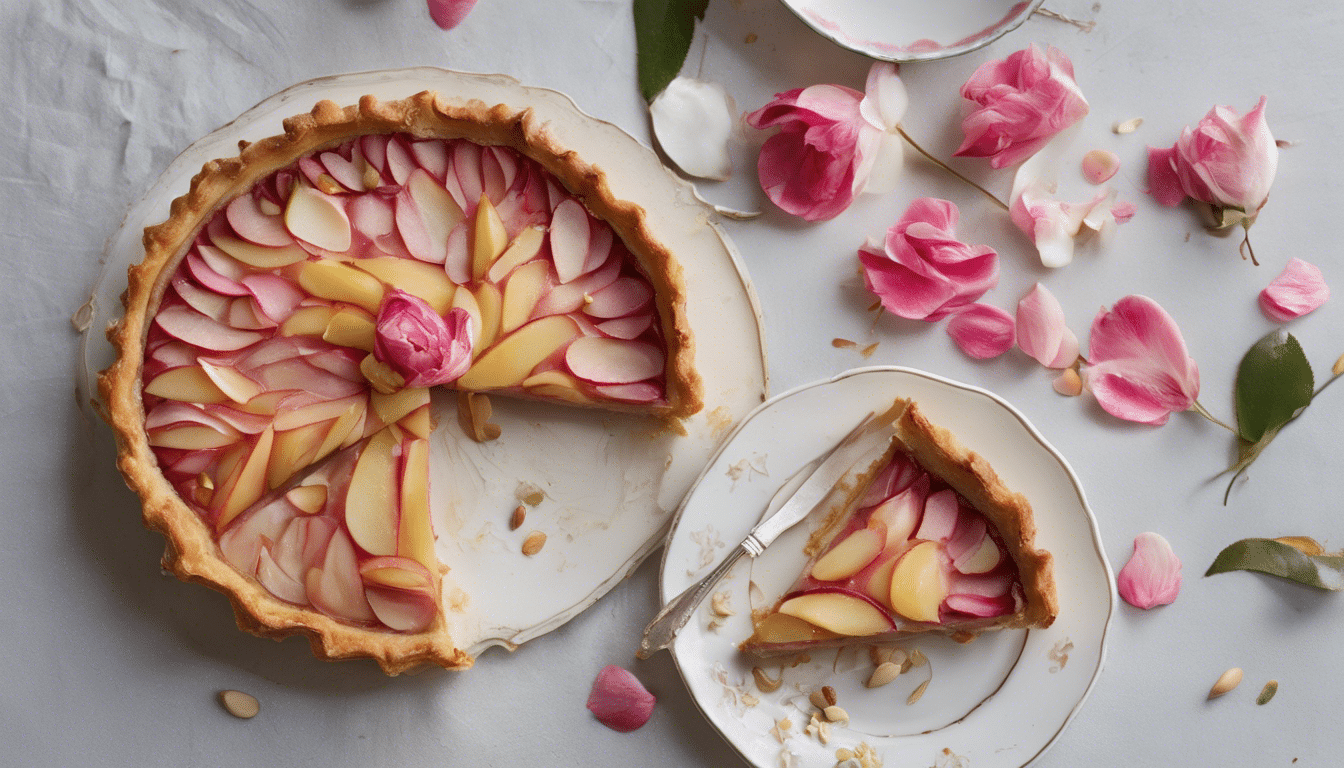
781;0;1046;62
662;367;1112;767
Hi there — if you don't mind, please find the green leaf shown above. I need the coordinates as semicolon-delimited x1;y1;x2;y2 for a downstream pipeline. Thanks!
1206;538;1344;590
1234;330;1314;443
633;0;709;103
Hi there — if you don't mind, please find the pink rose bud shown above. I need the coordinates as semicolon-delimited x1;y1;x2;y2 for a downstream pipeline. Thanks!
1084;295;1200;426
1259;258;1329;322
1116;532;1182;609
1147;97;1277;227
373;291;474;387
859;198;999;321
954;44;1090;169
946;304;1016;359
587;665;656;732
746;63;907;221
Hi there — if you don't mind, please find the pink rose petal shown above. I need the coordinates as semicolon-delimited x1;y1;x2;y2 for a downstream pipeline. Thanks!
374;292;474;387
1147;97;1277;225
1081;149;1120;184
587;665;656;732
1084;295;1200;425
1116;532;1181;609
1016;283;1079;368
946;304;1015;359
1259;258;1329;322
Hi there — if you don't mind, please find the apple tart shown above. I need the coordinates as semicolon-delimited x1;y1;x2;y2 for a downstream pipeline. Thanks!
100;92;702;673
741;399;1056;655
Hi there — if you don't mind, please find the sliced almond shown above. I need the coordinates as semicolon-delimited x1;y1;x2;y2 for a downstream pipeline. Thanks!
867;661;902;688
510;505;526;530
752;666;782;693
808;690;829;710
1208;667;1243;699
710;591;734;617
1257;680;1278;705
822;705;848;724
821;685;837;707
1113;117;1144;134
906;678;930;705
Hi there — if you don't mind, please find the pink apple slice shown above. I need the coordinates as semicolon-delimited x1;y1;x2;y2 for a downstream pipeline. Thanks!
584;277;653;319
948;571;1013;599
549;199;591;283
413;168;465;262
218;497;293;573
777;589;896;637
943;593;1014;618
480;146;511;202
453;141;484;209
867;481;926;549
227;297;275;330
385;136;416;185
171;277;231;321
359;135;389;180
349;192;395;240
186;249;249;296
319;150;368;192
592;382;662;403
410;139;449;181
595;313;654;340
206;406;274;435
306;529;376;623
226;194;294;247
213;234;310;270
242;274;304;323
198;360;262;404
915;489;959;542
155;305;262;351
364;584;437;633
257;544;310;605
811;526;886;581
583;222;614;276
144;400;234;433
531;259;621;319
565;337;664;384
946;512;987;560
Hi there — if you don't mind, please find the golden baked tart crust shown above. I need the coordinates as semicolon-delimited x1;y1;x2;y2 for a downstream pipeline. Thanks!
741;399;1057;656
99;92;702;674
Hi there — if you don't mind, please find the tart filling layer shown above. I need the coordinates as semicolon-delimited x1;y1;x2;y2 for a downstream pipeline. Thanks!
741;399;1056;655
101;93;702;673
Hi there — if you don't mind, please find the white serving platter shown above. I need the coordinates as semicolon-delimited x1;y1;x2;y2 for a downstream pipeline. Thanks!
79;68;769;658
663;367;1113;767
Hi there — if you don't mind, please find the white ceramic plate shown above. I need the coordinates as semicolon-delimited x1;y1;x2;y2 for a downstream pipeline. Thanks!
663;367;1112;767
78;68;768;657
780;0;1045;62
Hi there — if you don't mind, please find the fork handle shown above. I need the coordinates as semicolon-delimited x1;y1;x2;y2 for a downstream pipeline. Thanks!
636;541;750;658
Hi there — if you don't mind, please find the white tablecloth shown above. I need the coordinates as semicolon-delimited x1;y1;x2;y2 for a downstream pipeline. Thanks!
5;0;1342;764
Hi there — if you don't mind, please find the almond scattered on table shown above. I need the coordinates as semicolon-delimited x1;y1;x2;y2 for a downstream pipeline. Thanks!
218;689;259;719
521;530;546;556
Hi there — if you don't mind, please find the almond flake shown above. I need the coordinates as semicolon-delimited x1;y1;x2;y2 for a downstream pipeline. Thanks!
809;691;830;710
867;662;902;688
710;591;734;617
509;505;526;530
822;705;848;724
1257;680;1278;705
909;648;927;667
832;338;858;349
1208;667;1243;699
906;678;930;705
1113;117;1143;134
521;530;547;556
219;689;260;719
859;342;879;358
821;685;837;706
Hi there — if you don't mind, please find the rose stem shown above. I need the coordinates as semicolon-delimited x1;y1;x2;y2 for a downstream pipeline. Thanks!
896;126;1009;212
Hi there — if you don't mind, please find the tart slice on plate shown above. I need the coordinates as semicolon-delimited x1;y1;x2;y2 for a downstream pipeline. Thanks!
99;92;702;673
741;399;1056;655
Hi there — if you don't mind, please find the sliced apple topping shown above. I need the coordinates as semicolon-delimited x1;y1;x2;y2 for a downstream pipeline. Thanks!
888;541;949;623
212;235;310;270
486;226;545;284
226;193;293;247
298;260;386;314
456;315;581;390
472;195;509;280
778;591;895;637
565;337;664;385
344;428;400;557
354;256;456;314
810;526;885;582
286;483;328;515
914;489;959;542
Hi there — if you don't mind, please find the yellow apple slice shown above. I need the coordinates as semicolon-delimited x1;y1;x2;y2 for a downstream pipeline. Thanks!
810;526;886;582
212;235;309;269
315;401;367;461
522;370;591;404
473;282;503;351
486;226;545;284
371;387;429;428
353;256;456;314
147;424;239;450
889;541;949;623
777;591;895;637
472;195;509;280
145;366;228;404
198;361;262;404
344;427;400;556
864;554;900;608
398;438;435;570
285;483;328;515
298;260;385;314
360;556;433;591
272;393;365;431
279;305;338;337
266;421;327;489
285;184;352;252
400;404;431;439
748;612;840;645
214;427;274;530
455;316;580;390
322;307;377;352
499;260;549;334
